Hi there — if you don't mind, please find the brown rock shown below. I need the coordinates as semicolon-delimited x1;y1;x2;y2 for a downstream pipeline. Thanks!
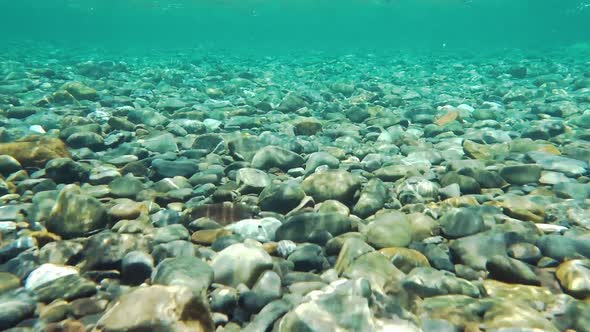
0;135;70;168
95;285;214;332
191;229;232;245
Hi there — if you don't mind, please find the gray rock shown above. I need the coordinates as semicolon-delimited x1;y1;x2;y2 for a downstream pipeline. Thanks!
236;168;271;194
66;131;104;150
258;181;306;214
153;224;190;244
151;240;196;265
34;274;96;303
277;92;307;112
402;267;480;298
0;155;22;175
526;151;588;177
353;178;387;218
500;164;542;185
141;133;178;153
302;169;361;203
0;288;36;330
151;158;199;178
537;235;590;261
554;182;590;200
225;217;282;243
157;98;187;111
305;152;340;175
211;243;273;288
251;146;304;171
45;158;88;183
192;133;225;154
46;184;107;239
439;207;487;239
486;255;540;285
275;212;352;243
363;211;412;249
151;256;213;295
108;175;144;198
121;250;154;285
288;243;329;272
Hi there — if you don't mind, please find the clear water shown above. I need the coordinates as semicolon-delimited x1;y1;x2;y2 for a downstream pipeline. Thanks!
1;0;590;54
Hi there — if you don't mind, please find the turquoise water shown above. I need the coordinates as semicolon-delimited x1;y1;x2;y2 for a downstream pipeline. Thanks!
1;0;589;53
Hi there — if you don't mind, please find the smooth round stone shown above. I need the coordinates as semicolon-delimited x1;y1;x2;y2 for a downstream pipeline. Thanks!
526;151;588;177
316;200;350;216
251;270;282;303
66;132;104;150
363;211;412;249
379;247;431;273
107;155;138;167
258;181;306;214
153;224;190;244
192;133;225;154
45;158;88;183
70;297;108;317
39;299;72;323
287;244;328;272
499;164;542;185
210;286;239;313
108;175;144;198
301;169;361;204
0;155;22;175
25;263;78;290
440;172;481;194
556;259;590;298
402;267;480;298
486;255;540;286
539;171;573;185
211;242;274;288
275;212;352;243
108;200;146;220
304;152;339;175
151;256;213;294
87;166;121;185
236;168;271;194
151;240;196;265
0;288;36;330
140;133;178;153
0;272;20;293
225;217;282;243
38;240;84;266
251;146;304;171
439;207;487;239
293;118;322;136
121;250;154;285
507;242;542;264
151;158;199;178
34;274;97;303
353;178;387;218
45;184;107;239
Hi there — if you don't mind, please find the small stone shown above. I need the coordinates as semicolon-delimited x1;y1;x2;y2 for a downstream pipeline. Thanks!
46;184;107;239
499;164;542;185
151;256;213;295
25;263;78;290
556;259;590;298
61;81;98;101
211;242;274;288
363;211;412;249
302;170;361;204
225;217;282;243
121;251;154;285
251;146;304;171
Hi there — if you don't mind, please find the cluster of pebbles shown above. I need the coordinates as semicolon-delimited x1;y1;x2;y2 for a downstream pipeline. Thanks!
1;44;590;332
